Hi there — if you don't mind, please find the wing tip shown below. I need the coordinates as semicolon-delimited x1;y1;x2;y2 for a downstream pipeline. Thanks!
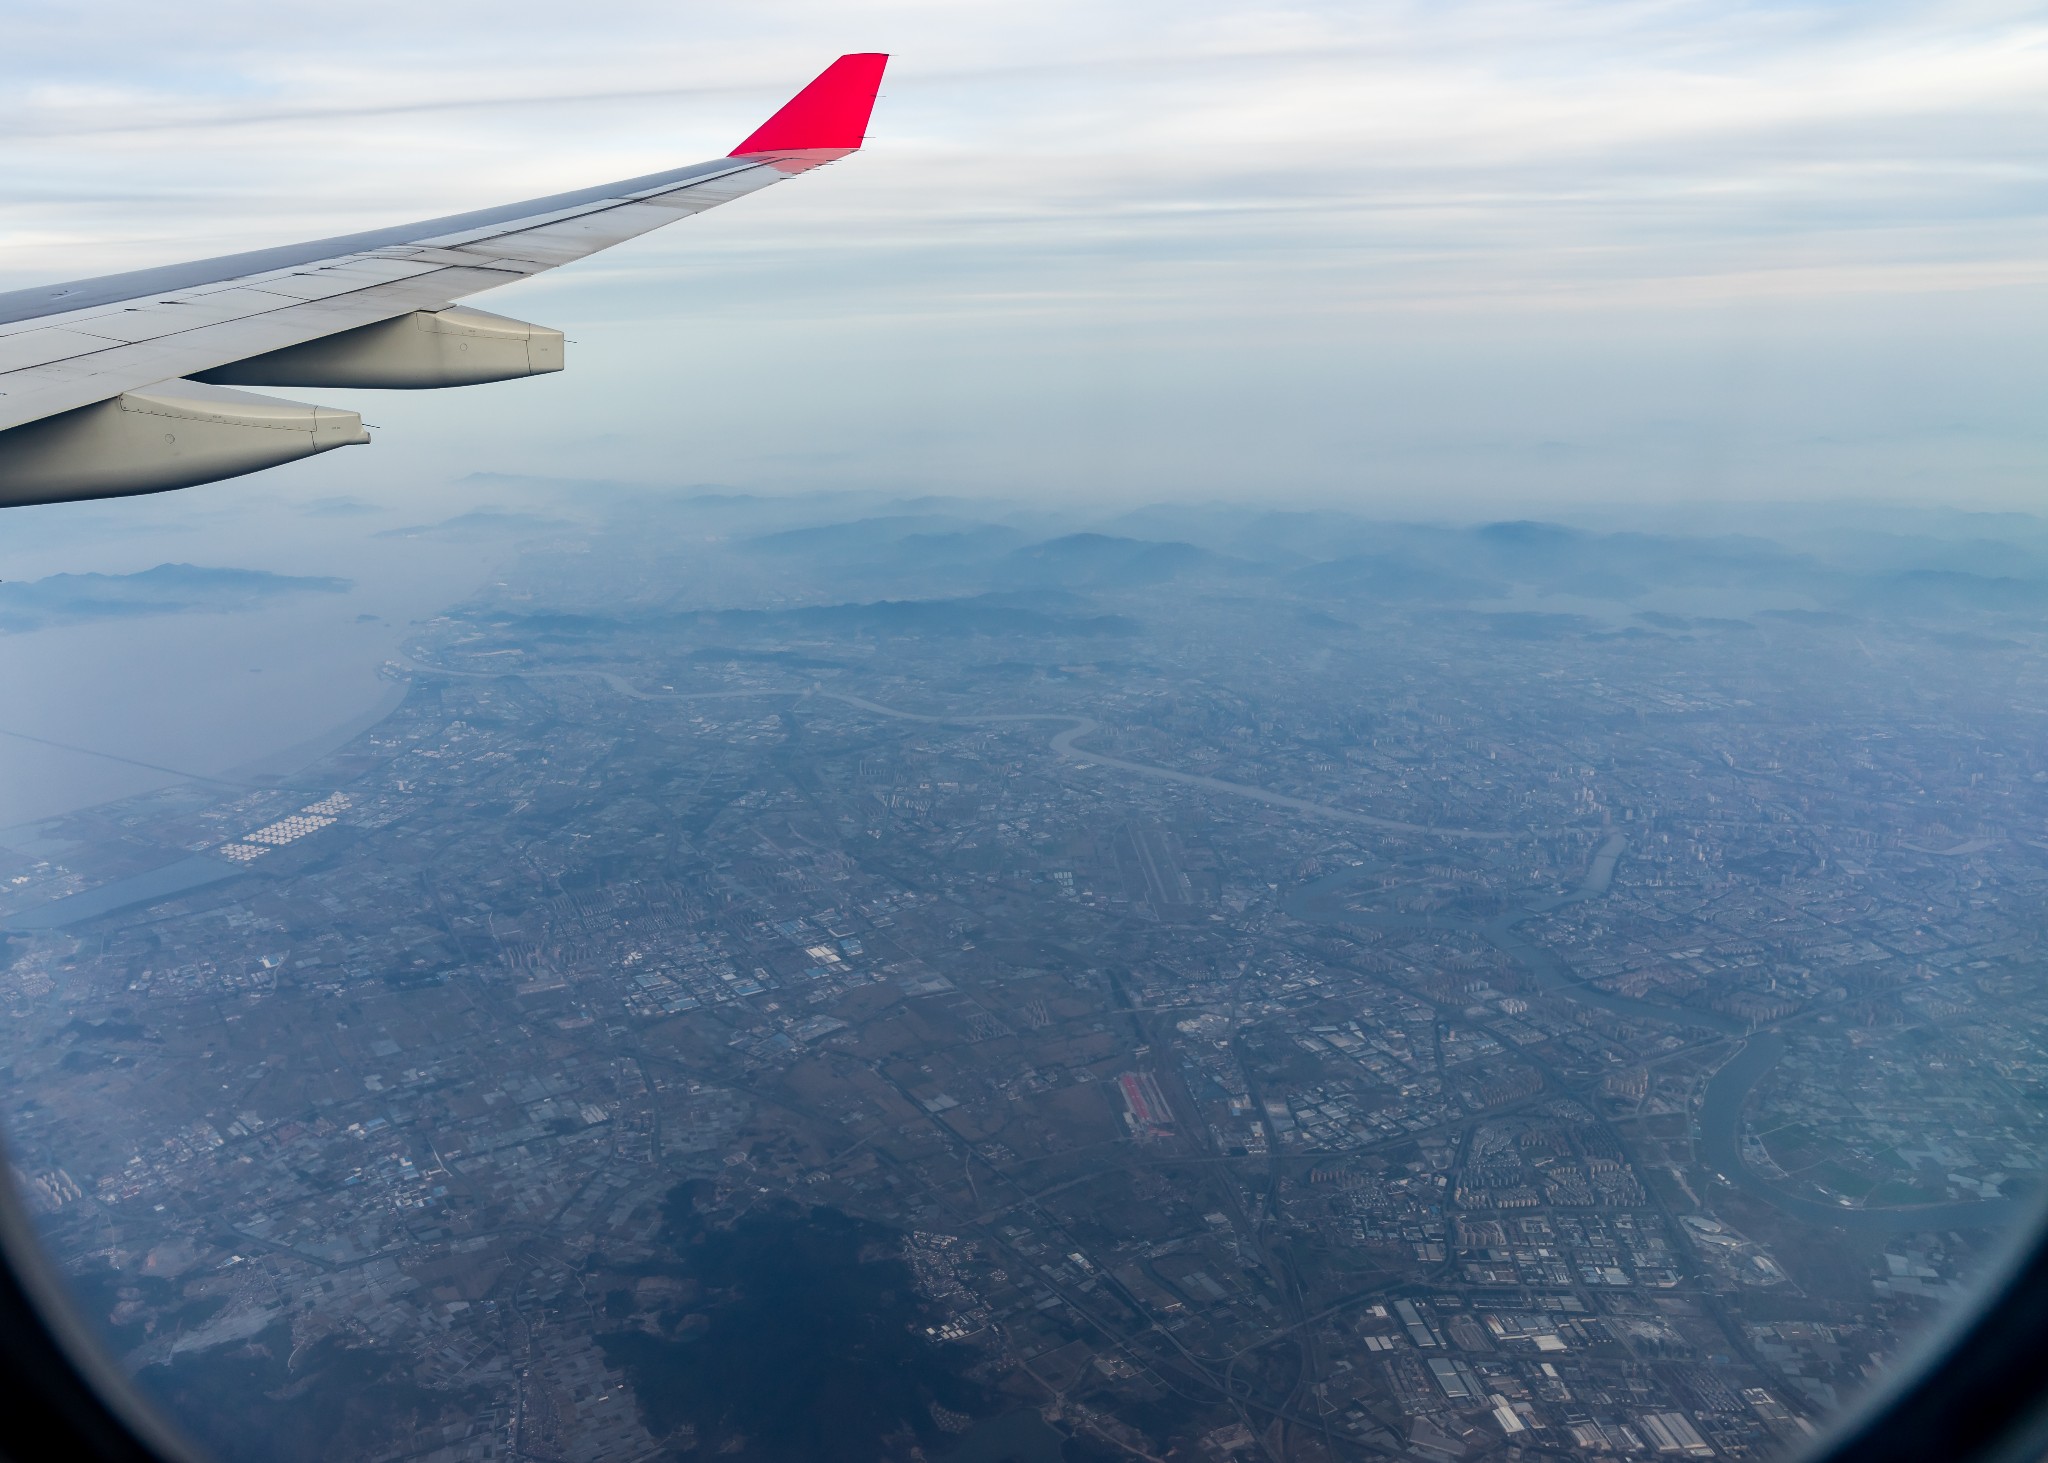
728;52;891;157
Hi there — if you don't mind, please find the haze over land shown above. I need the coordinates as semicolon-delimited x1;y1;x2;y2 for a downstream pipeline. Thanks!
11;477;2048;830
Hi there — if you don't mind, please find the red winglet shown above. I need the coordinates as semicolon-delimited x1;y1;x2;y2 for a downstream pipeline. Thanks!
729;53;889;156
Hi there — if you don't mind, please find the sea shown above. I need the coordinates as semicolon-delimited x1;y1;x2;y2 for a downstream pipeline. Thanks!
0;467;554;839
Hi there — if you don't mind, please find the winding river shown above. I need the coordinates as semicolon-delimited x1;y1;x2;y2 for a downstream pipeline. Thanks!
1692;1032;2025;1235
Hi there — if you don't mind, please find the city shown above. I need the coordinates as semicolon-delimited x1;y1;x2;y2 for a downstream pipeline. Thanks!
2;499;2045;1463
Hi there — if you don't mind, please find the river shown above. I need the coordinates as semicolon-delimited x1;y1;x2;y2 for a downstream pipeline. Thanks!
1694;1032;2026;1235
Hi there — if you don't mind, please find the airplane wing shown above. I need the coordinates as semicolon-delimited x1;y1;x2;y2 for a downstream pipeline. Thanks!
0;52;888;508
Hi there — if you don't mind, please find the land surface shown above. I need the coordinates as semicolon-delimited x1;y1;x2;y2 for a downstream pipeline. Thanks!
4;496;2048;1462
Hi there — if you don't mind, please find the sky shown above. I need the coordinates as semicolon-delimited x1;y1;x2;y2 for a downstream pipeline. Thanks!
1;0;2046;510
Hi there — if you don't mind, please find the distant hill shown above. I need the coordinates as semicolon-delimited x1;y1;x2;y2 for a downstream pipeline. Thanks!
1850;570;2048;615
0;564;350;632
448;489;2048;628
995;533;1251;589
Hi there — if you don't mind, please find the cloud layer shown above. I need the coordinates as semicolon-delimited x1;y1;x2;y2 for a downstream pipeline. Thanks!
2;1;2044;507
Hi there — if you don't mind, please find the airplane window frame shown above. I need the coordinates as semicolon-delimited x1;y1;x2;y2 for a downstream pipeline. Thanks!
1798;1186;2048;1463
0;1156;204;1463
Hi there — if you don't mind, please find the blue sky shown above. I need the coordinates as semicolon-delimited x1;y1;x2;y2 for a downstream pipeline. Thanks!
1;0;2045;510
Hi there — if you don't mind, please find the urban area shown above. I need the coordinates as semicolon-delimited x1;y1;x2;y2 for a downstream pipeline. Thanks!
2;498;2045;1463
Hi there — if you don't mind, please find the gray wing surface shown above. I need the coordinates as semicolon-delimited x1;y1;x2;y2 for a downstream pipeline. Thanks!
0;52;886;506
0;157;779;435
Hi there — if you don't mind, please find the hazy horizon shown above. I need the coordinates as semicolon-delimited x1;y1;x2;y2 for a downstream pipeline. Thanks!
8;480;2048;832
